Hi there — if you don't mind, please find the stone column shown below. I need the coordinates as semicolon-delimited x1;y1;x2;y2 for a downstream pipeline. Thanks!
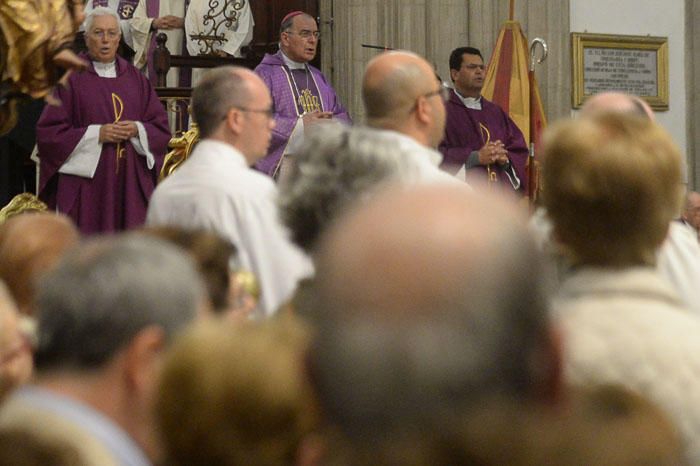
685;0;699;188
319;0;469;123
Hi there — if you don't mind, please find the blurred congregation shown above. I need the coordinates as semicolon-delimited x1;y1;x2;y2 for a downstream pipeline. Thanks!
1;0;700;465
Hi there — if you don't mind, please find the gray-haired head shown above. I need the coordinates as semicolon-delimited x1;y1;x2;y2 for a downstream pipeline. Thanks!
83;6;121;33
278;124;423;253
307;184;558;440
34;235;204;371
191;66;257;139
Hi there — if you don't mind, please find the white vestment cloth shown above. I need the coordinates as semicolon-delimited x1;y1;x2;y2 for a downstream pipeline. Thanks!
146;139;313;317
529;208;700;316
376;130;470;186
184;0;254;57
657;221;700;313
130;0;186;87
555;266;700;465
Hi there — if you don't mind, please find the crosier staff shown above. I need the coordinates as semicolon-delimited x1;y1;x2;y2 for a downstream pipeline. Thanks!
528;37;547;206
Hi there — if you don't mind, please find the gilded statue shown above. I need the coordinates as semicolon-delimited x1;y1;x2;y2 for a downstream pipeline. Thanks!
0;192;47;223
159;122;200;181
0;0;88;135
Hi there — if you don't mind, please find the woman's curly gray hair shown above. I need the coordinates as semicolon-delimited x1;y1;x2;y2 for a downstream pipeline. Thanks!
278;124;421;253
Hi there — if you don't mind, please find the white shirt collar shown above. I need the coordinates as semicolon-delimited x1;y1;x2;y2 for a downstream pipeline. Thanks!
454;89;482;110
16;386;151;466
280;50;307;70
376;129;444;167
92;60;117;78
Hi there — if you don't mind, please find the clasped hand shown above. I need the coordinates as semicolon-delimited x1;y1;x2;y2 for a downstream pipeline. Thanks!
99;121;138;144
478;140;509;166
152;15;184;30
303;111;333;134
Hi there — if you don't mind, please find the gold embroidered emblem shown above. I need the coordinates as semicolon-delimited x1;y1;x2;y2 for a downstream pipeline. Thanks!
298;89;320;114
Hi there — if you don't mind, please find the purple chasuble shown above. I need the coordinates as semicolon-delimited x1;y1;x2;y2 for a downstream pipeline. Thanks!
253;51;351;177
439;91;528;194
91;0;140;19
37;54;171;235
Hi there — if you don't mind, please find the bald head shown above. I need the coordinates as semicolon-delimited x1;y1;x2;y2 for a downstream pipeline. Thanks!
363;51;438;128
581;92;654;120
192;66;274;162
315;185;535;318
192;66;265;138
0;213;79;314
308;184;558;438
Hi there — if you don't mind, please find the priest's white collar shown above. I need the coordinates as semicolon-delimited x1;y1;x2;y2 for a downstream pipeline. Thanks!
280;50;307;70
454;89;482;110
92;60;117;78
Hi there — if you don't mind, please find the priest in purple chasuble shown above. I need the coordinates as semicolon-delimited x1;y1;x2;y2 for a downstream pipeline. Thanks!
439;47;528;194
37;8;170;234
254;11;351;179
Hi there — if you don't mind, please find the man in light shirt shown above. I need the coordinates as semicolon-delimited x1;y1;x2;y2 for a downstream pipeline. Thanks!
362;50;461;185
147;66;312;317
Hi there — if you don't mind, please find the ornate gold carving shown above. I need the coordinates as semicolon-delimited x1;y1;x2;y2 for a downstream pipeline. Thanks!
159;123;201;182
0;0;87;135
0;193;48;223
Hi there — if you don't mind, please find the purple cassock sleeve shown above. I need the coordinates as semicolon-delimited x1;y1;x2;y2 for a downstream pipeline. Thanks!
439;95;528;193
37;56;171;233
37;84;89;198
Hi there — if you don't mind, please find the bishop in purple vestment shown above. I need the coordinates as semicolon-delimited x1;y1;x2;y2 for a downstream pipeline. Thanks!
37;8;170;234
254;11;350;178
439;47;528;194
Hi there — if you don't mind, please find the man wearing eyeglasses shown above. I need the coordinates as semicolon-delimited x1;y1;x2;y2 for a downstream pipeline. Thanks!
254;11;351;180
82;0;140;60
439;47;528;194
362;51;463;185
147;66;313;318
36;7;170;234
